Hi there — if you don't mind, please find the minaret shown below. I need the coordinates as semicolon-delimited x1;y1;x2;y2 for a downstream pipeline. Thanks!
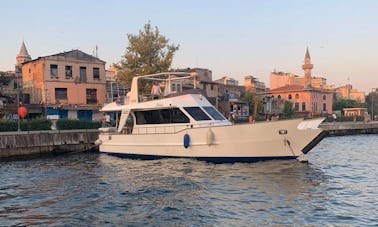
302;47;313;87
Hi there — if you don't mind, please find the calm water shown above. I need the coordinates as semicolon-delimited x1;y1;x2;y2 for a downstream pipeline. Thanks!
0;135;377;226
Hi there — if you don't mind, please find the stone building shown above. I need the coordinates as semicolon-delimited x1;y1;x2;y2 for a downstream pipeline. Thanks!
22;49;106;120
244;75;266;94
335;84;365;102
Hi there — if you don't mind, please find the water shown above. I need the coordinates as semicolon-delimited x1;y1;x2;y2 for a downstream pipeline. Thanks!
0;135;377;226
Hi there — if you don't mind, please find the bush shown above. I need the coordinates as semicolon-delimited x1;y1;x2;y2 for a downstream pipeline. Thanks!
324;115;364;122
0;118;52;132
56;119;101;130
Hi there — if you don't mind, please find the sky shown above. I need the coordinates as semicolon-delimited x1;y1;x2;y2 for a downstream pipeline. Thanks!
1;0;377;93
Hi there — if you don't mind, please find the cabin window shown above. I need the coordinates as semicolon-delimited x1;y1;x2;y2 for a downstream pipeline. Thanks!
184;107;211;121
135;108;189;125
203;106;226;120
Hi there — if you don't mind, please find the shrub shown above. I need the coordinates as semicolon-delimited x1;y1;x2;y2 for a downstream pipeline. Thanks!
324;115;364;122
56;119;101;130
0;118;52;132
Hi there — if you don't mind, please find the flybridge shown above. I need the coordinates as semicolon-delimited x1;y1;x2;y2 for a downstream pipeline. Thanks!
125;72;198;104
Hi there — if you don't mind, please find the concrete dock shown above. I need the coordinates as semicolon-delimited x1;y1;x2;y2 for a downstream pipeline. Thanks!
0;129;99;159
320;121;378;136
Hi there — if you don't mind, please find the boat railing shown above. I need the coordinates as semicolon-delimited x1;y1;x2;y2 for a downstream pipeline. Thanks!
119;121;228;135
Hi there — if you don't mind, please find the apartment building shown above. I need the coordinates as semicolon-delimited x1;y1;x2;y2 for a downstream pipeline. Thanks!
22;49;106;120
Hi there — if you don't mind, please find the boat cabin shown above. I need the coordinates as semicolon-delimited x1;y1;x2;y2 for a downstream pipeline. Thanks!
100;72;231;135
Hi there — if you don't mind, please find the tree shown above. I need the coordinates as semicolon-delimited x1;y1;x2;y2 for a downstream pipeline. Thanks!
282;101;295;118
333;98;365;111
117;22;179;86
241;92;262;117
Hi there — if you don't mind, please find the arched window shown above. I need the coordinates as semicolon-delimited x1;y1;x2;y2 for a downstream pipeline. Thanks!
278;95;281;99
288;94;292;99
295;94;299;99
323;95;327;100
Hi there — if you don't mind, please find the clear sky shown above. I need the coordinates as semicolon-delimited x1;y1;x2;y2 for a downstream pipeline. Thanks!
1;0;377;93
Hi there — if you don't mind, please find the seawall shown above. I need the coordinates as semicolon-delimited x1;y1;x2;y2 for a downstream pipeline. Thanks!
0;129;99;159
320;121;378;136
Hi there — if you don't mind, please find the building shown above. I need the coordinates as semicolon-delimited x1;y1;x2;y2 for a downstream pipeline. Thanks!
198;80;246;119
336;84;365;103
244;75;266;94
105;65;127;103
22;49;106;121
214;76;239;86
264;48;334;116
265;85;333;116
270;47;333;90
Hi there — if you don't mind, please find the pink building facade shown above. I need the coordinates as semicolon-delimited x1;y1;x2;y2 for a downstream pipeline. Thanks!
22;49;106;120
266;85;333;115
265;48;334;116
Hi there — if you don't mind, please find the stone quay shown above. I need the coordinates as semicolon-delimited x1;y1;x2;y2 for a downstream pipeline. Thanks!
0;129;99;159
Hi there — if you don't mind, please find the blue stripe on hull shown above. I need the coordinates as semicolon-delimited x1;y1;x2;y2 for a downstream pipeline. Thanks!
101;152;298;164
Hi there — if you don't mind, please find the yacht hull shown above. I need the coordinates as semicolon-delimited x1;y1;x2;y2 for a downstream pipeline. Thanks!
98;118;324;163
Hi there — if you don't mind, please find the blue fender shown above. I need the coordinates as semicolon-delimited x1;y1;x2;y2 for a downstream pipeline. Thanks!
183;133;190;149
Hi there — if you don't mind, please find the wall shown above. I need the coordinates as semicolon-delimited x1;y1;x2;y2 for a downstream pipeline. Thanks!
0;129;99;159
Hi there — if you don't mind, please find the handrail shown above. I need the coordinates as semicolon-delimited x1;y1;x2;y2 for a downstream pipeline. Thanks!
114;121;229;135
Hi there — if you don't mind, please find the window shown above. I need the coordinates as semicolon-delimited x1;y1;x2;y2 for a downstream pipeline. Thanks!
277;95;281;99
183;107;211;121
323;95;327;100
80;67;87;82
65;65;72;78
295;103;299;111
302;102;306;111
50;64;58;77
135;108;189;125
86;89;97;104
93;67;100;80
171;84;176;92
323;103;327;112
176;84;181;93
288;94;292;100
203;106;226;120
295;94;299;99
55;88;67;100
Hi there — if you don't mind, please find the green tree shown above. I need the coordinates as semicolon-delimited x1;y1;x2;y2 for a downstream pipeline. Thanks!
117;22;179;86
241;92;262;117
333;98;365;111
282;101;295;118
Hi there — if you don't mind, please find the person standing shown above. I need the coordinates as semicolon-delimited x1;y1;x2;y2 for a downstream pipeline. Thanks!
151;82;161;99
